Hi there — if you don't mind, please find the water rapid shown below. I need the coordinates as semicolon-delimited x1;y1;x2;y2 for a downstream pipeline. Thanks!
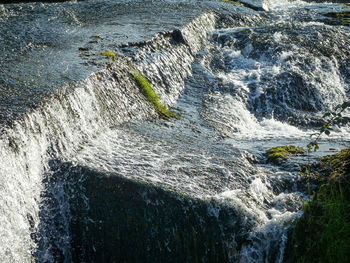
0;0;349;262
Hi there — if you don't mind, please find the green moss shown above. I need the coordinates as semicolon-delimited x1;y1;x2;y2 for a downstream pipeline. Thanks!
221;0;244;6
318;148;350;182
290;149;350;263
100;51;116;60
131;72;180;120
266;145;306;164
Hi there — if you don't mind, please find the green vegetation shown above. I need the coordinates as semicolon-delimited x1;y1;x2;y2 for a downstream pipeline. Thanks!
289;101;350;262
317;148;350;182
222;0;243;6
131;72;180;119
266;145;306;164
307;101;350;152
100;51;117;61
291;149;350;263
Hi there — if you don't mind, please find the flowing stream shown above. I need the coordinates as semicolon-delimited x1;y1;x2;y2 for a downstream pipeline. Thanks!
0;0;349;262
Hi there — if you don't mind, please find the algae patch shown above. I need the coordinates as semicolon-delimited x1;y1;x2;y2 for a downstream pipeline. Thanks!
266;145;306;164
131;72;180;119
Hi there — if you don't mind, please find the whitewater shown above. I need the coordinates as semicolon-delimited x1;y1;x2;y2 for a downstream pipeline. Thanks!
0;0;349;262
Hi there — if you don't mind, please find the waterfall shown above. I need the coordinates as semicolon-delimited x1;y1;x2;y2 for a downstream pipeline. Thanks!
0;0;349;262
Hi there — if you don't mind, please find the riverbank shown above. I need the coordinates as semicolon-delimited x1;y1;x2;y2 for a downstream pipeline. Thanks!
289;149;350;263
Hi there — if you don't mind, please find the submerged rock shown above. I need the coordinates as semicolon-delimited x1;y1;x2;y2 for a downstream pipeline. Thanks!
324;10;350;26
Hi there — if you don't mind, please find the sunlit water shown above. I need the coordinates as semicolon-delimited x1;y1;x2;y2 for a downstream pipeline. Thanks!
0;0;349;262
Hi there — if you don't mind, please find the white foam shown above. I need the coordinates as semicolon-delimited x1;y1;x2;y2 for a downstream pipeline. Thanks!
268;0;308;9
239;0;271;10
203;26;350;139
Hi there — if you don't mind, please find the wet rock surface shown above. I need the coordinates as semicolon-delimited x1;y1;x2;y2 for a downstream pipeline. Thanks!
0;0;349;262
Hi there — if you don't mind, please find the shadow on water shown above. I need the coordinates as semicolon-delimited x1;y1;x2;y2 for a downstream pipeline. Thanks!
34;159;252;263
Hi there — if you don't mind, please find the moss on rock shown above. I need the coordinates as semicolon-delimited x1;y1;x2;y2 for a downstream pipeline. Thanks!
100;51;117;60
131;72;180;120
318;148;350;182
222;0;244;6
289;149;350;263
266;145;306;164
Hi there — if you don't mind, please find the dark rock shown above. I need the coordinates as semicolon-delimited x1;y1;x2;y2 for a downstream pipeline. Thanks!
171;29;188;45
68;166;251;263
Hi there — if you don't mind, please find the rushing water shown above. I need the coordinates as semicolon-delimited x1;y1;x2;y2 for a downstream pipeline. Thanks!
0;0;349;262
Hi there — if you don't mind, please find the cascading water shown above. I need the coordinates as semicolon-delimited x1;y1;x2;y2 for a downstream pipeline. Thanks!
0;0;349;262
